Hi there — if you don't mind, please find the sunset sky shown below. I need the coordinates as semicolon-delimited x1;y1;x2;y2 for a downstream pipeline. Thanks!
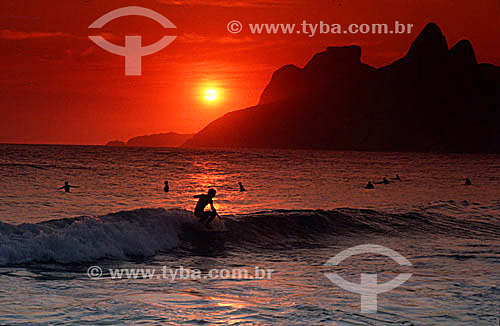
1;0;499;145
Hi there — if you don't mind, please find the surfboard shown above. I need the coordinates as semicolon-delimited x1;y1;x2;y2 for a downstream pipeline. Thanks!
190;220;228;233
198;228;228;233
196;223;228;233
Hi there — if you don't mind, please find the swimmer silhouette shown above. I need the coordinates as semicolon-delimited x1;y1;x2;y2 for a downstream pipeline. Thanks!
238;181;246;192
465;178;472;186
193;188;220;227
375;177;390;185
58;181;79;193
394;174;401;181
164;180;169;193
365;181;375;189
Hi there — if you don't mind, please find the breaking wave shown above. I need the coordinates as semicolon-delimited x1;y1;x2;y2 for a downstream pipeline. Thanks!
0;203;498;265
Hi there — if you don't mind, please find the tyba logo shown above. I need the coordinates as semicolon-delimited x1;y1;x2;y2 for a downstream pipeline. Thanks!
324;244;413;313
89;6;177;76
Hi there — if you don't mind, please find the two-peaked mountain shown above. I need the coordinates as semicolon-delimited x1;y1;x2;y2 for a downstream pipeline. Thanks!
184;23;499;152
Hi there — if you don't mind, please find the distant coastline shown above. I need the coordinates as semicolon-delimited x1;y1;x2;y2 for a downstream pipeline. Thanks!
106;132;194;148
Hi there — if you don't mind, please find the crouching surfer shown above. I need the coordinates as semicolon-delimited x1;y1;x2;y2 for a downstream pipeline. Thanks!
193;188;220;227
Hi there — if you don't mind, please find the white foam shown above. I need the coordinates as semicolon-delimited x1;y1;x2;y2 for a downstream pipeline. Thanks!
0;208;194;265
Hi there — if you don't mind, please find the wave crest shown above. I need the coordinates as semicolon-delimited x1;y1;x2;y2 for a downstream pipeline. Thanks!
1;204;498;265
0;208;191;265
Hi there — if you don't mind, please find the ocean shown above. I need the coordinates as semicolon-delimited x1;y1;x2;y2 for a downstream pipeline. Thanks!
0;144;499;325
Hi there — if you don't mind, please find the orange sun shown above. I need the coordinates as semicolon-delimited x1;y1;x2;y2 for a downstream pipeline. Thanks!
204;88;218;102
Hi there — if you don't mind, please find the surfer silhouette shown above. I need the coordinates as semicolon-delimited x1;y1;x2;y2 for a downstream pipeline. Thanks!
465;178;472;186
375;177;390;185
365;181;375;189
164;180;169;193
394;174;402;181
58;181;79;193
193;188;220;227
238;181;246;192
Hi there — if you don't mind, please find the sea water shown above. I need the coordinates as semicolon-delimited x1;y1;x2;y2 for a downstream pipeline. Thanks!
0;144;499;325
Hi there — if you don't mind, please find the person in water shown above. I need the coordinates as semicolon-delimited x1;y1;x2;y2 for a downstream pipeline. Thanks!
365;181;375;189
238;181;246;192
465;178;472;186
375;177;390;185
164;180;169;193
58;181;79;193
394;174;401;181
193;188;220;226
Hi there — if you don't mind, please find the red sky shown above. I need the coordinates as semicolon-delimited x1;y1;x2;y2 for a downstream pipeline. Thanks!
1;0;499;144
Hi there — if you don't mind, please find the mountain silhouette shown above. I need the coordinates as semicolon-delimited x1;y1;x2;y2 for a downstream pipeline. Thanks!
105;140;126;147
106;132;194;148
184;23;499;152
